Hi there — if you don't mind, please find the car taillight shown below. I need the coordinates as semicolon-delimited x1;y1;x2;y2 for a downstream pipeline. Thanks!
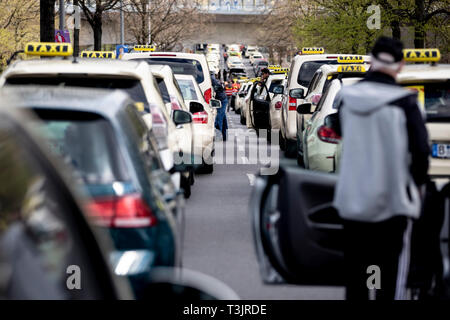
275;101;282;109
204;88;212;104
87;194;157;228
193;111;208;124
170;96;182;110
288;96;297;111
317;125;341;144
150;104;166;125
311;94;322;105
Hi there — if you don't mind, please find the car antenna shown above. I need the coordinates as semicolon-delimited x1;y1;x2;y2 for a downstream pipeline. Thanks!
6;50;24;66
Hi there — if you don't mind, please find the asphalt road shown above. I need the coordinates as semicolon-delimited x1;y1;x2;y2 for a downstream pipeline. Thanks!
182;110;345;299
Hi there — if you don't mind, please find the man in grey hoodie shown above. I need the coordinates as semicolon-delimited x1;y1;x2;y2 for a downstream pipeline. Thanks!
333;37;430;300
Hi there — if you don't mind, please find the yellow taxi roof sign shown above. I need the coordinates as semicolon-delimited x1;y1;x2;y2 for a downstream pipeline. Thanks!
403;48;440;62
25;42;73;57
80;51;116;59
337;65;366;73
268;64;281;70
337;55;364;64
133;45;156;52
301;47;325;55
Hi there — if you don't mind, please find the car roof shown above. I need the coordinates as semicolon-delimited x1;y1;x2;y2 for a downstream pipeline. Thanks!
4;58;147;78
0;86;132;120
397;64;450;83
123;51;206;61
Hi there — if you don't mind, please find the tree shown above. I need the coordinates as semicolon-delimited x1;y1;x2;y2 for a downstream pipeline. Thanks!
40;0;57;42
78;0;121;50
293;0;383;54
0;0;39;70
124;0;211;51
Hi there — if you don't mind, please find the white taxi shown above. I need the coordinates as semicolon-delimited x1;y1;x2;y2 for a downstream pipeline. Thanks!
298;61;369;165
122;51;214;105
175;74;221;173
397;49;450;186
280;47;369;157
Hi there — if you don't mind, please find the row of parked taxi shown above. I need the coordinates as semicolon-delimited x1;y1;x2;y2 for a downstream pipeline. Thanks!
245;47;450;294
0;43;239;299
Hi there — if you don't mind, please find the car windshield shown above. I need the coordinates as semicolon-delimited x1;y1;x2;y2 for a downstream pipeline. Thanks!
31;110;130;185
177;79;198;101
257;61;268;66
297;60;339;88
146;58;205;84
5;76;149;112
403;81;450;122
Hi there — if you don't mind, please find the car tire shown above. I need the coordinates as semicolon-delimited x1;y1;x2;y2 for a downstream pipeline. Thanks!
279;130;286;151
240;111;246;125
203;162;214;174
181;175;191;199
284;139;296;158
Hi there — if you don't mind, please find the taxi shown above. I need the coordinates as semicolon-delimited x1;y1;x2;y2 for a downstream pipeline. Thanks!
235;81;252;115
0;43;186;190
175;74;221;174
301;65;367;172
149;64;197;197
280;47;370;157
397;49;450;187
297;57;369;165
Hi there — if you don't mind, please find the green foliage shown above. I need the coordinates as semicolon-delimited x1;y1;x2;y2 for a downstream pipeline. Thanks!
293;0;384;54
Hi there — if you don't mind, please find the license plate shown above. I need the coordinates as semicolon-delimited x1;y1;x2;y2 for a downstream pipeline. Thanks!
432;143;450;159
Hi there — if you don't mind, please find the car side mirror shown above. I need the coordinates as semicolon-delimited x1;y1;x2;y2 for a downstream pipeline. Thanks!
270;85;284;95
297;103;312;114
290;88;305;99
139;267;239;300
189;101;204;114
210;99;222;109
173;109;192;126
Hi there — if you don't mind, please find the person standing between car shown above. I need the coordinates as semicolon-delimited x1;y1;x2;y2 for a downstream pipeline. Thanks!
212;73;229;141
225;81;234;111
333;37;430;300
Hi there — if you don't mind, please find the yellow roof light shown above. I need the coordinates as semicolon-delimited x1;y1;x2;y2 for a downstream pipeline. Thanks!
268;65;281;70
337;65;366;73
25;42;73;57
403;48;440;62
80;51;116;59
301;47;325;55
133;45;156;52
337;55;364;64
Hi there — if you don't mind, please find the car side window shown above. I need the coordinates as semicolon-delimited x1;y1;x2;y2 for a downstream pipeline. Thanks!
0;123;107;299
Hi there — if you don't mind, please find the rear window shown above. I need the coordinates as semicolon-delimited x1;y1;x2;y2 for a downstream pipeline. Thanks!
269;79;283;92
402;81;450;122
6;76;149;112
146;58;205;84
177;79;198;101
31;110;130;185
297;60;338;87
257;61;268;66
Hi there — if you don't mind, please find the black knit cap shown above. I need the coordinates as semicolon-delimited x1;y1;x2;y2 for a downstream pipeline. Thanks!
371;36;404;63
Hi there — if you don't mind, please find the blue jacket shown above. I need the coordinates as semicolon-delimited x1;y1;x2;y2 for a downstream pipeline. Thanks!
211;76;227;101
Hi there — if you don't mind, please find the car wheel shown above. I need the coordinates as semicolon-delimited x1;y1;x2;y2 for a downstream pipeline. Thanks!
189;170;195;186
279;130;286;151
240;110;246;125
181;175;191;198
203;162;214;174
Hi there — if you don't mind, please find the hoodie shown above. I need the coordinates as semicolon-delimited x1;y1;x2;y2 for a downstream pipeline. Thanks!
333;72;429;222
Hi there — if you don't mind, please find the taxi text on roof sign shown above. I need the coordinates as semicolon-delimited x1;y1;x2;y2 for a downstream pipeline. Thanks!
403;48;441;62
134;45;156;52
25;42;73;57
337;65;366;73
301;47;325;55
80;51;116;59
337;55;364;64
269;65;281;70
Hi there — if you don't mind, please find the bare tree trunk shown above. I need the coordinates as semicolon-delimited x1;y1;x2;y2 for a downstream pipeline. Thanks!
40;0;56;42
93;20;102;50
414;0;425;48
391;20;401;40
